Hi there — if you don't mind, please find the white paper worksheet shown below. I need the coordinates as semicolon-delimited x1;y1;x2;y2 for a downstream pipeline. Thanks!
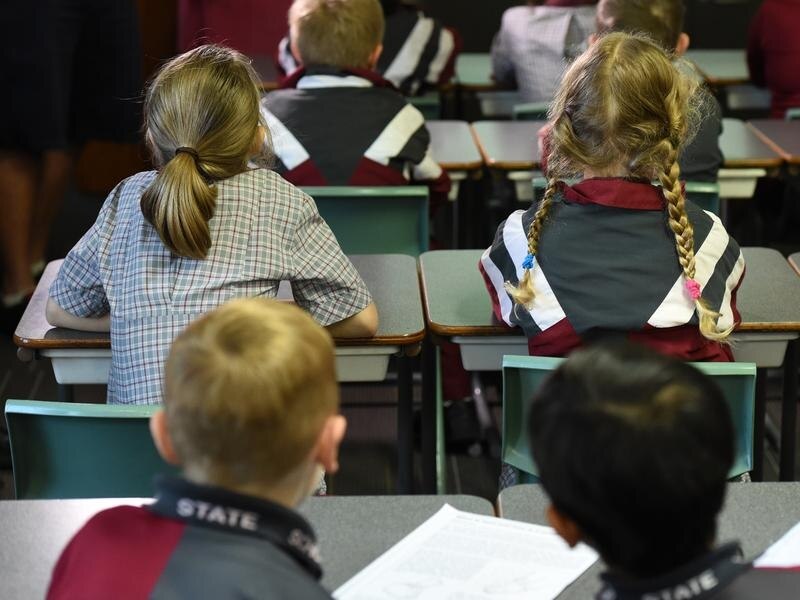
754;520;800;569
333;504;598;600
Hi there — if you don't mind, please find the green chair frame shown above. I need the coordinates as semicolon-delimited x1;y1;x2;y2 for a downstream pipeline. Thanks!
408;92;442;120
502;356;756;482
302;186;429;256
5;400;177;499
532;177;721;215
513;101;550;121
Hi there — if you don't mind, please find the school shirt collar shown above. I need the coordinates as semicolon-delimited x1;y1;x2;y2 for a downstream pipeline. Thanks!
596;543;750;600
280;65;398;91
149;475;322;580
559;178;668;211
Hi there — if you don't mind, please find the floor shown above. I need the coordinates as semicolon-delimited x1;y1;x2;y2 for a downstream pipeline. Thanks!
1;184;799;502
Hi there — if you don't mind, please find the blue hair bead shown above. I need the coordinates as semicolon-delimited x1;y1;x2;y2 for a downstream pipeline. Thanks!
522;253;535;270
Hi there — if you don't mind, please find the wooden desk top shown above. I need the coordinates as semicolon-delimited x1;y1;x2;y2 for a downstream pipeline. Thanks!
789;253;800;277
721;118;783;169
748;120;800;165
470;121;546;171
0;494;494;599
685;49;749;87
426;120;483;171
15;255;425;350
419;247;800;336
498;483;800;598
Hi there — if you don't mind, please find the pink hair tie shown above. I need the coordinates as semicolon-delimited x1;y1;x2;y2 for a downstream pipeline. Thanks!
685;278;702;300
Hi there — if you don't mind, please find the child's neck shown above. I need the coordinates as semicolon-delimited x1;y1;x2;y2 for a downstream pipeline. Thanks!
583;166;630;179
184;468;315;510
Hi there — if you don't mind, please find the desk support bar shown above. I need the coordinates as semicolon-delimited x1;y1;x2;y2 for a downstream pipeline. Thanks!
781;340;798;481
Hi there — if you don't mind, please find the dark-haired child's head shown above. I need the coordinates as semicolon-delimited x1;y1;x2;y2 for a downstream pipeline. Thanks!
289;0;385;70
529;343;734;577
596;0;688;53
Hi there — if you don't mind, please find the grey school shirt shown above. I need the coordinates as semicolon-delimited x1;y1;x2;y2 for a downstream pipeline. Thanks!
50;169;371;405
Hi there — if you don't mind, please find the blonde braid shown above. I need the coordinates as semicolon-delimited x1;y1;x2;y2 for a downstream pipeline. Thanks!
660;144;732;342
505;177;558;307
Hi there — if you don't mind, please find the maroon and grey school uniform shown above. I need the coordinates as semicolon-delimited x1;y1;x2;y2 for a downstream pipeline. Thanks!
480;178;745;361
277;7;459;96
598;543;800;600
260;66;451;211
47;477;331;600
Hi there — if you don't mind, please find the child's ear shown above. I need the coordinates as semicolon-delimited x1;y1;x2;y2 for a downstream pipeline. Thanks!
290;36;304;67
546;504;583;548
588;33;598;46
149;409;181;466
249;125;266;156
675;32;690;57
368;44;383;70
313;415;347;474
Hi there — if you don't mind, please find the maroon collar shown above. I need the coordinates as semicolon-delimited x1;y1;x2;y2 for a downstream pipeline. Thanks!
279;66;398;90
560;178;667;210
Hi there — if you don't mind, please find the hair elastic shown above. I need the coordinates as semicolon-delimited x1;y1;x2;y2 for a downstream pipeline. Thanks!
175;147;200;161
522;253;536;270
684;278;702;300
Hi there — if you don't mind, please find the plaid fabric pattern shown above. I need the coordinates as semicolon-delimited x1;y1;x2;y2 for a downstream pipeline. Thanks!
50;169;372;405
491;5;596;103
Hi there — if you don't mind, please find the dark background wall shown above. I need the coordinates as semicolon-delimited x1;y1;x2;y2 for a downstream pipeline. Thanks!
422;0;763;51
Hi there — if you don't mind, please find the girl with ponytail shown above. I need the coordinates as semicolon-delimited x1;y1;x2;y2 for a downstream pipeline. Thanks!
480;32;744;361
47;44;377;405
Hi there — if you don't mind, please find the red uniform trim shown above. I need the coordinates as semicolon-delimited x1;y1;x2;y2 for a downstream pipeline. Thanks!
284;159;328;186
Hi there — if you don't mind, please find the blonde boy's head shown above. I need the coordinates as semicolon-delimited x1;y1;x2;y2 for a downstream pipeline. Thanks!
162;298;338;489
289;0;385;70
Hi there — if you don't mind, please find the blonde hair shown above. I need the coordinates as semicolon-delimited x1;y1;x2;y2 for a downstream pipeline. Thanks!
142;44;270;259
507;32;731;342
163;298;338;487
289;0;385;69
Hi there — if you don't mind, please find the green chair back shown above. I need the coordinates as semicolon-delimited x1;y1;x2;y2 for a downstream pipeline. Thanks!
513;101;550;121
302;186;429;256
532;178;721;215
409;92;441;120
502;356;756;481
785;108;800;121
5;400;177;499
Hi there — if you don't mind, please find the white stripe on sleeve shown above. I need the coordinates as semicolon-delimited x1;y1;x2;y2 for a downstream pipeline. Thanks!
364;104;425;166
717;250;746;331
260;104;310;170
383;14;434;87
647;211;731;328
411;147;444;181
480;245;515;326
426;27;455;84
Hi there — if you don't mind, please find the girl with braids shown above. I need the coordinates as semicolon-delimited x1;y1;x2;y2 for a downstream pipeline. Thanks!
480;32;744;362
47;44;377;405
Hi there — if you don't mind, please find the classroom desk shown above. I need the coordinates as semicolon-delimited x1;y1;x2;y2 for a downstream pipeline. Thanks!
790;253;800;277
426;120;483;201
454;52;495;91
470;119;779;202
685;49;749;87
14;254;425;493
419;248;800;486
497;482;800;598
0;494;494;599
749;120;800;166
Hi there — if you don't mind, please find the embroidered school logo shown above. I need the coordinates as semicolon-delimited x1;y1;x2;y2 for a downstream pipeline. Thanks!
288;528;321;563
176;498;260;531
642;570;719;600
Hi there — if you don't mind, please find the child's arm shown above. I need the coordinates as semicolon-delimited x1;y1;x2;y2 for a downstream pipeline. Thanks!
46;297;110;332
325;302;379;338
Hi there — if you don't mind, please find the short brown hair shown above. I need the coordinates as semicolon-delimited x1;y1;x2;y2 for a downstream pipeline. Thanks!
163;298;338;487
289;0;385;69
596;0;686;51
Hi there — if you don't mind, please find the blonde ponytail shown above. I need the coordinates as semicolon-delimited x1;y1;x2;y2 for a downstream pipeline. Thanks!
141;44;270;259
141;151;217;259
505;177;558;307
660;145;732;342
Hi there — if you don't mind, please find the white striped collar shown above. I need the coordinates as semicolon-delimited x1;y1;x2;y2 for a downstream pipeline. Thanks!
296;74;374;89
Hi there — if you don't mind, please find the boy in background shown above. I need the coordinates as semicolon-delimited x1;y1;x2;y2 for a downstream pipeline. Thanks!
263;0;450;211
47;298;345;599
530;343;798;598
278;0;460;96
595;0;723;182
491;1;597;103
